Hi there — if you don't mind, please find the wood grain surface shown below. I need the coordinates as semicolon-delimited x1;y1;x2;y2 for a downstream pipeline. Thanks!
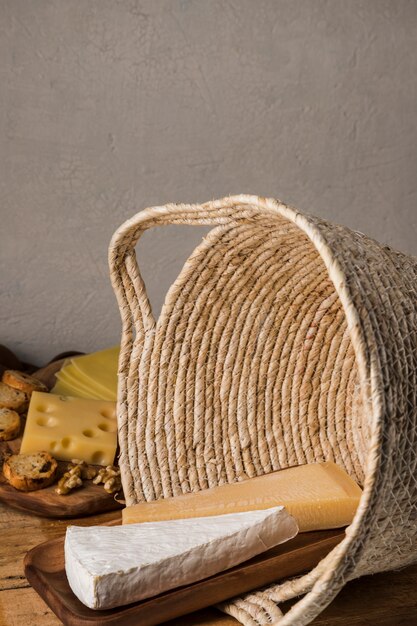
0;501;416;626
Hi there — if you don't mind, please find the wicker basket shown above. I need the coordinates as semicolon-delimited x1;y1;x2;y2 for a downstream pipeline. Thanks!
108;195;417;626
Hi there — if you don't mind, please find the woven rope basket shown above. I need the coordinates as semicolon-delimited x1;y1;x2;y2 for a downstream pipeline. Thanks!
108;195;417;626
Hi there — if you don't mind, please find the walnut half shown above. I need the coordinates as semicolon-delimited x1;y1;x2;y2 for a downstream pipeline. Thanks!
93;465;122;494
69;459;98;480
55;464;83;495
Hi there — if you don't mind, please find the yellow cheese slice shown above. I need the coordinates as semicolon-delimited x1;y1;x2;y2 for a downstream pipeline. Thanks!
50;346;119;401
122;462;361;532
55;366;111;400
50;378;81;398
55;370;99;396
71;346;119;400
60;363;116;399
20;392;117;466
52;374;103;401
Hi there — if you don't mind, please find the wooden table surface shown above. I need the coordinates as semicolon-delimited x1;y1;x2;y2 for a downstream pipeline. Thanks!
0;502;416;626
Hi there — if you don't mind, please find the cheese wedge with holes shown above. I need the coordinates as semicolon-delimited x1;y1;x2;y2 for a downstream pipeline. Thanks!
123;462;361;532
20;392;117;466
65;506;298;610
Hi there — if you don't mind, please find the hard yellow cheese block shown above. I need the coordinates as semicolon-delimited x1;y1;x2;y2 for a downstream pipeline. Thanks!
122;462;362;532
20;392;117;466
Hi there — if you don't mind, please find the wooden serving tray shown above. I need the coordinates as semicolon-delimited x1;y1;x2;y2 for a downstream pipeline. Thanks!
24;526;344;626
0;358;123;518
0;447;123;518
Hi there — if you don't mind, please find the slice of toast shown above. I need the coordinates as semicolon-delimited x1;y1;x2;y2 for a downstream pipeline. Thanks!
2;370;48;394
0;408;21;441
3;452;58;491
0;382;29;414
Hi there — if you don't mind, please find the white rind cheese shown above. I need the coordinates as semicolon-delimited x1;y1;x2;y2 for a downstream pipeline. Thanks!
65;506;298;610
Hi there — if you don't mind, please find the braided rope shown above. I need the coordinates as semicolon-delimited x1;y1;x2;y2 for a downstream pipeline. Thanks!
109;195;417;625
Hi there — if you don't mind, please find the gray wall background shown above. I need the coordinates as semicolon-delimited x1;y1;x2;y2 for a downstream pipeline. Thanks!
1;0;416;365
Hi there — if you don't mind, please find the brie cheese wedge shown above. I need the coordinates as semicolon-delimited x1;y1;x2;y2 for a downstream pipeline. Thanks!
65;506;298;610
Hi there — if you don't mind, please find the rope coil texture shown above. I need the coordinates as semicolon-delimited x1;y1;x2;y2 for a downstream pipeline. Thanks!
108;195;417;625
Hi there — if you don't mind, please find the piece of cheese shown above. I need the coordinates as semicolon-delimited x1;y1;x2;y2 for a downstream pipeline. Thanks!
51;375;105;401
50;378;83;399
71;346;119;399
65;506;298;610
55;366;109;400
58;362;116;400
55;369;101;398
51;347;119;401
20;392;117;466
123;462;361;532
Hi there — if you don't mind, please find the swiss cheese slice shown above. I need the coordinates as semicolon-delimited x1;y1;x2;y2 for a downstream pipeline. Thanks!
51;378;82;398
71;346;119;398
51;347;119;401
55;367;105;399
65;506;298;610
55;365;113;400
20;392;117;465
122;462;362;532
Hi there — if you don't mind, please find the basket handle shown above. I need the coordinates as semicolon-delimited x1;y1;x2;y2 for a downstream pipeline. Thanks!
108;195;283;339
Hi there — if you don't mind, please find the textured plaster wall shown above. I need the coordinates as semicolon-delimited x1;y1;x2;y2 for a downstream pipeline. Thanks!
1;0;416;364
